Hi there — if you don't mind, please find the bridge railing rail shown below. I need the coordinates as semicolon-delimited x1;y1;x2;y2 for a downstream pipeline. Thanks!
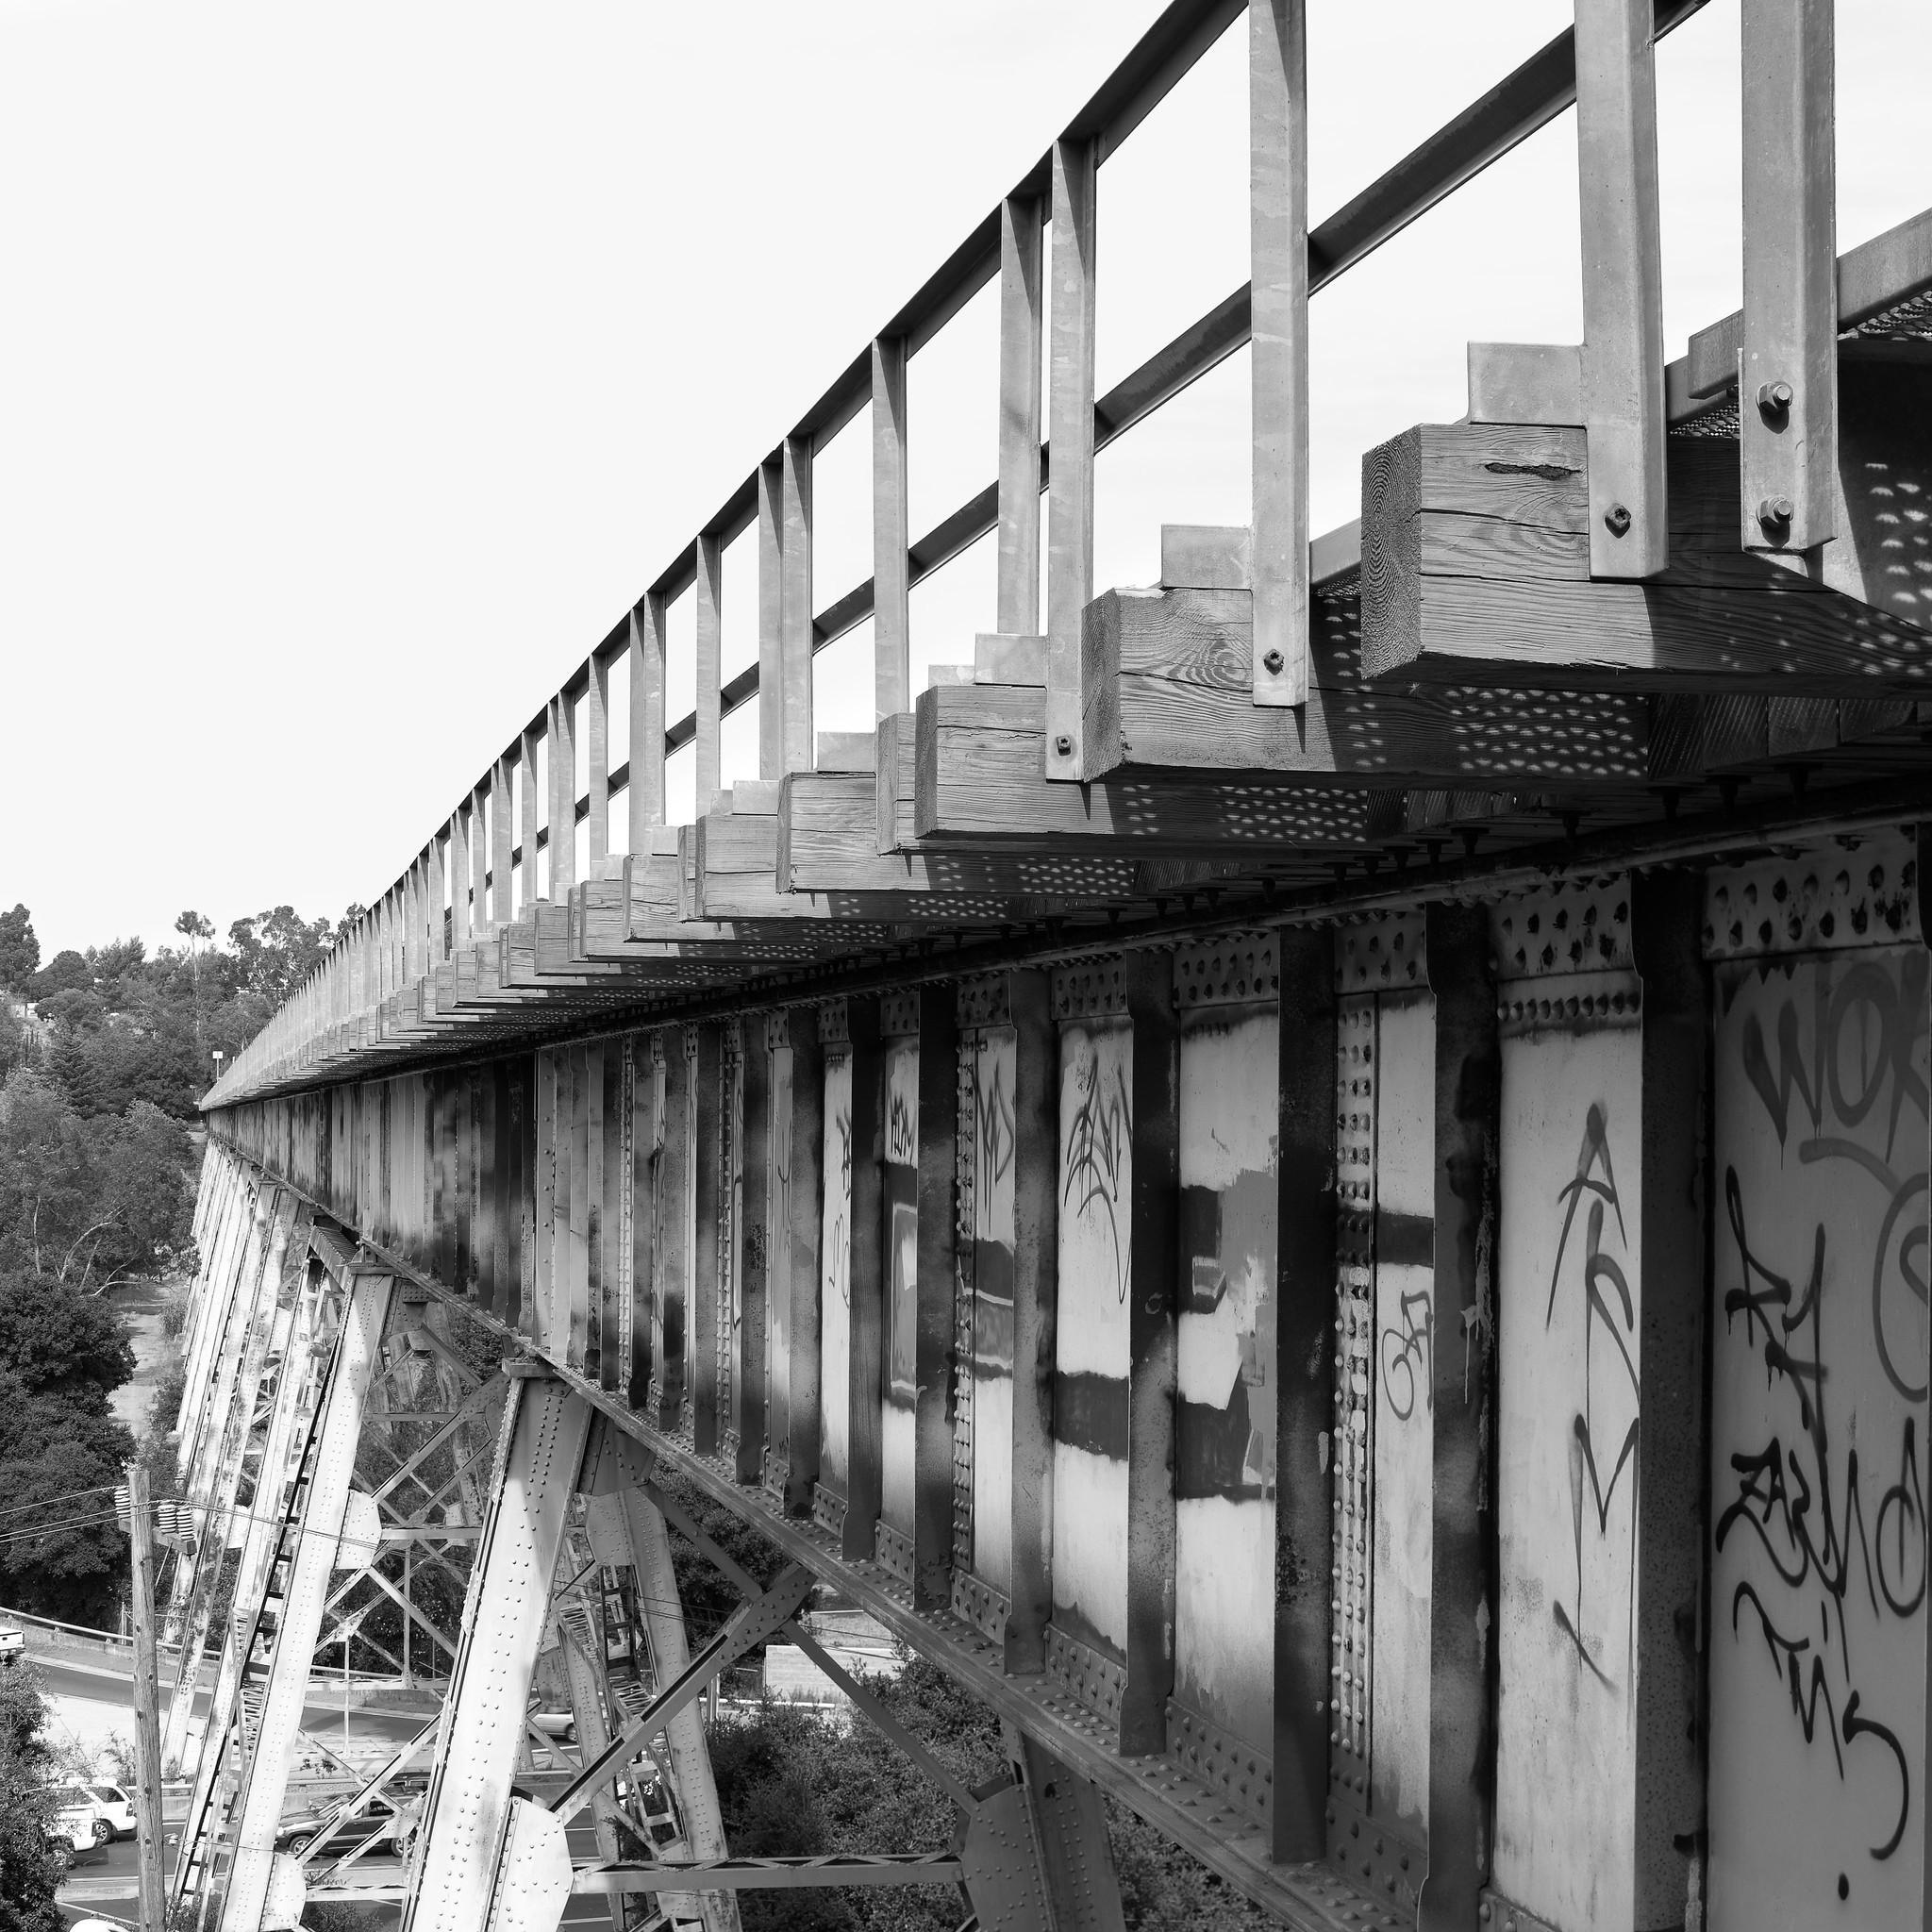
208;0;1871;1110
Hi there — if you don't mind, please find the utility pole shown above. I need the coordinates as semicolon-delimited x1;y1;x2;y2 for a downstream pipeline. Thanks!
125;1463;166;1930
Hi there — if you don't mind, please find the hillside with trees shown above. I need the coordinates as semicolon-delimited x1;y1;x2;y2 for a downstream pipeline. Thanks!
0;899;355;1627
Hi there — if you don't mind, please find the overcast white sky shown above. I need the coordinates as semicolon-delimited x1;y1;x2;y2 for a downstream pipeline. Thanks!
1;0;1925;961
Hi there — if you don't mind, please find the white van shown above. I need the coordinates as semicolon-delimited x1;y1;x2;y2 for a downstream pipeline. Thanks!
87;1783;138;1840
45;1785;114;1853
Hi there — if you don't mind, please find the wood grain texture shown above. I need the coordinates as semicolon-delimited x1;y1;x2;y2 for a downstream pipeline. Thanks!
1249;0;1309;704
915;683;1381;854
1085;583;1650;782
758;460;784;782
1047;138;1098;781
519;728;541;915
1361;416;1932;691
997;196;1045;637
779;773;1141;896
695;533;723;806
1740;0;1837;552
586;652;610;865
781;438;814;774
873;338;910;722
1574;0;1667;577
631;600;666;844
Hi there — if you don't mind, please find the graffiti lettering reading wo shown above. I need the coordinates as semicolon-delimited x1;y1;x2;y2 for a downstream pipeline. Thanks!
1711;949;1929;1917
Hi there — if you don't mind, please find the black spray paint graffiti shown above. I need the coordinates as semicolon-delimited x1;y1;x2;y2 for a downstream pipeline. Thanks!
1379;1291;1433;1422
1719;958;1928;1880
975;1053;1015;1227
1545;1103;1639;1690
825;1097;853;1307
1061;1047;1131;1305
1740;955;1931;1402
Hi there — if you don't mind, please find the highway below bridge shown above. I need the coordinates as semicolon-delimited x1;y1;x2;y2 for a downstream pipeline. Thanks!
154;1;1932;1928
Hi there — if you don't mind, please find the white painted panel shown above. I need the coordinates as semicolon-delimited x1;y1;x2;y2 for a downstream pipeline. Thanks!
819;1049;854;1491
1493;997;1642;1932
1052;1441;1131;1650
1708;947;1930;1932
1371;989;1434;1840
1175;1007;1278;1748
1057;1020;1134;1378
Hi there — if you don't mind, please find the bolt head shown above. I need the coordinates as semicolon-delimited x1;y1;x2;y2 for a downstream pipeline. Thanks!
1053;734;1073;757
1758;494;1795;527
1757;378;1795;413
1262;647;1286;675
1604;503;1632;537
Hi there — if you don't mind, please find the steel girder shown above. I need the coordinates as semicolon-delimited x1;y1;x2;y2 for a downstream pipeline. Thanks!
222;1262;396;1930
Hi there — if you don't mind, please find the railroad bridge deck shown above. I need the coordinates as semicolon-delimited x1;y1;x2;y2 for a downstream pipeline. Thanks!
169;3;1932;1927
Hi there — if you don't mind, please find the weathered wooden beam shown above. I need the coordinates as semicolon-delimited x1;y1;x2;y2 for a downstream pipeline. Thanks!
998;196;1045;638
1574;0;1667;576
695;533;724;808
470;788;489;936
1740;0;1836;553
1082;583;1651;782
875;712;914;855
491;759;514;930
778;773;1142;898
1046;138;1098;782
586;650;611;867
519;727;541;915
915;682;1383;854
1250;0;1308;706
449;808;471;948
781;437;814;774
873;338;910;723
1360;413;1932;692
758;458;785;782
550;696;576;900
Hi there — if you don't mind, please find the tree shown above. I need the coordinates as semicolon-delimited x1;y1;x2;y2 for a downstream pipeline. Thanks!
0;1664;64;1932
0;906;37;995
0;1272;137;1625
27;950;88;1005
0;1070;95;1276
43;1024;107;1120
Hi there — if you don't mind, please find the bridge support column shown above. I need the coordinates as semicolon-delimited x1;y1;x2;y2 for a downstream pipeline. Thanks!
402;1367;596;1932
219;1264;396;1931
582;1421;741;1932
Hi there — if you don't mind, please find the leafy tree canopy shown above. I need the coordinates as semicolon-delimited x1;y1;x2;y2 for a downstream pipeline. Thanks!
0;1666;65;1932
0;905;38;995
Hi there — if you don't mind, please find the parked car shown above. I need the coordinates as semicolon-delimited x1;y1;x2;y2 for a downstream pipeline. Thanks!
44;1786;114;1853
0;1621;25;1662
275;1791;420;1860
526;1707;577;1742
86;1783;138;1840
